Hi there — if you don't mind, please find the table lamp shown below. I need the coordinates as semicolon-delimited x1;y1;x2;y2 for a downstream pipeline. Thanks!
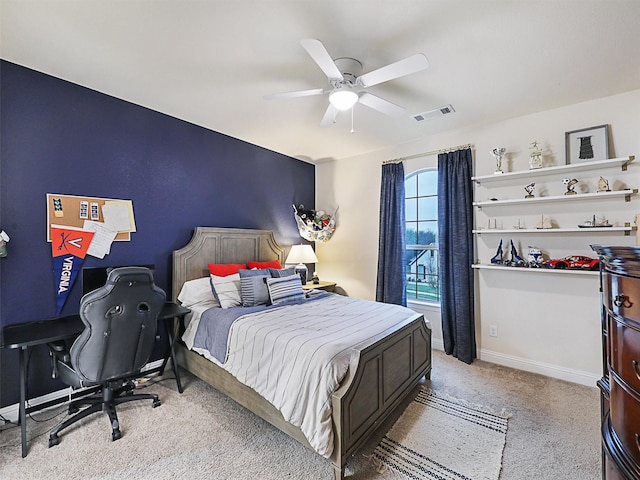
285;244;318;284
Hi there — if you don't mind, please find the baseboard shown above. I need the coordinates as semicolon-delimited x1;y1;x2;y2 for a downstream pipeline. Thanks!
0;359;164;424
431;338;445;351
478;349;600;387
430;338;598;387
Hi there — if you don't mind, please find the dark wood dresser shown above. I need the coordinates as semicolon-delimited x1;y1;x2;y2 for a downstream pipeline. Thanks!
592;245;640;480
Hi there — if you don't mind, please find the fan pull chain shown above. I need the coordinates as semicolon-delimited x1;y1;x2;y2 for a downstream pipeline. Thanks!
351;107;355;134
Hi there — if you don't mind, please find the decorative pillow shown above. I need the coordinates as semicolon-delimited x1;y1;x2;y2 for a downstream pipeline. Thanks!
239;269;271;307
177;276;219;308
268;267;297;278
266;275;305;305
247;259;282;270
209;273;242;308
207;263;246;277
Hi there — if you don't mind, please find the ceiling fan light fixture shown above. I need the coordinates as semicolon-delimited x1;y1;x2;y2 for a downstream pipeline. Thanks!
329;90;358;111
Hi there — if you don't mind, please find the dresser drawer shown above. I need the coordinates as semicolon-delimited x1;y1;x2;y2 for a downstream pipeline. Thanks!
605;273;640;325
609;316;640;395
610;376;640;465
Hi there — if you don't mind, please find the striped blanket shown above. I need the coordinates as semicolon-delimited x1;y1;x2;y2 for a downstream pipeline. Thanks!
220;294;420;458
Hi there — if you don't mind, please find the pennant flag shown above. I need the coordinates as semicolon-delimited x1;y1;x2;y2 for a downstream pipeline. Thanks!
51;226;94;315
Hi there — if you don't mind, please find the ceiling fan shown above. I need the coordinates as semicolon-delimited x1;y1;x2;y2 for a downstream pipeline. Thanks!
264;38;429;127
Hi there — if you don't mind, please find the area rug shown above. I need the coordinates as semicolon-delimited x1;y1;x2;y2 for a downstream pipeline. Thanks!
373;388;510;480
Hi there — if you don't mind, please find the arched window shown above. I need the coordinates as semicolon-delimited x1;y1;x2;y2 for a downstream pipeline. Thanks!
405;169;440;303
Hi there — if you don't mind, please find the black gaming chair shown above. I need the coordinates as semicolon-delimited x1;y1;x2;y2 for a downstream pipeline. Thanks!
47;266;166;447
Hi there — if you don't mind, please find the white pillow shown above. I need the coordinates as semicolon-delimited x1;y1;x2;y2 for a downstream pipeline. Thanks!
177;277;219;308
210;273;242;308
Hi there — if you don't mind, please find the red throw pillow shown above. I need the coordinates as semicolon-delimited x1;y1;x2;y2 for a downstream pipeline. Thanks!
207;263;246;276
247;260;282;270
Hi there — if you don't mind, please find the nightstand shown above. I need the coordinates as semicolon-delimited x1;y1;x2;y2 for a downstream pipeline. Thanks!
303;280;337;292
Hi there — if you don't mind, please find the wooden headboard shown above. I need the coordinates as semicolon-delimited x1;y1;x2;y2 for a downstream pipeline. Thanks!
172;227;286;301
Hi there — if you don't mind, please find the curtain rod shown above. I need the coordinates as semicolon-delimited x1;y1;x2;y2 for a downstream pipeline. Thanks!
382;143;473;164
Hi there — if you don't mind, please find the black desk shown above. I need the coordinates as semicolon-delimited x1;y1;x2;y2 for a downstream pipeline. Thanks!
157;302;190;393
1;302;189;458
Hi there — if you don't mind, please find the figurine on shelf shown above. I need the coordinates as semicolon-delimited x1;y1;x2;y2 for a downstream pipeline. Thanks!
524;182;535;198
597;176;611;192
578;214;613;228
529;141;543;169
492;147;506;175
527;246;543;268
536;214;552;229
505;240;525;267
491;239;504;264
562;177;578;195
312;271;320;284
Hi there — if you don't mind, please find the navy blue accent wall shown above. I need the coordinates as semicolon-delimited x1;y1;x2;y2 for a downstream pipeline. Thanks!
0;61;314;407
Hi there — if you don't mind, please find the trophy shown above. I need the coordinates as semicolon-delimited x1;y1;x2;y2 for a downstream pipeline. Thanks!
524;182;535;198
492;147;506;174
563;177;578;195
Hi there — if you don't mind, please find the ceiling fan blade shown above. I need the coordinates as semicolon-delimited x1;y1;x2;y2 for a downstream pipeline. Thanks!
263;88;326;100
358;93;406;117
320;103;339;127
357;53;429;87
300;38;344;81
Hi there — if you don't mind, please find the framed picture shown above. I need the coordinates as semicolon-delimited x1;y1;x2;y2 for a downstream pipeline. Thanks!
565;124;609;164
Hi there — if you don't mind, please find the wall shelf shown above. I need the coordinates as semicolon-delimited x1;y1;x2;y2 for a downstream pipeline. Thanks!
472;153;637;276
472;264;598;276
473;226;636;235
472;156;635;185
473;189;637;208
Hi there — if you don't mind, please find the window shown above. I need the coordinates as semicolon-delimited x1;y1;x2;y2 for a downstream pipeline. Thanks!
405;169;440;303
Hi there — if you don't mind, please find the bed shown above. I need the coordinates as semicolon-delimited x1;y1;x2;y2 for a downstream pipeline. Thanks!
172;227;432;479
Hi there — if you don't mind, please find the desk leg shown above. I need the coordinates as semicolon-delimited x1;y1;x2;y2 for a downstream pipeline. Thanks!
162;317;183;393
19;346;28;457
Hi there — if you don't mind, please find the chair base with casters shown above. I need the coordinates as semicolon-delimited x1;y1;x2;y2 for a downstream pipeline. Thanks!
48;376;161;447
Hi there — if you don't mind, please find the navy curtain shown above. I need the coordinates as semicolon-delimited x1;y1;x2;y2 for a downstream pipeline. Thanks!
438;148;476;364
376;162;406;306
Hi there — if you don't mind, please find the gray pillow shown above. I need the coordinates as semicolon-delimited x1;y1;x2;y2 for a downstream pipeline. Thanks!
239;269;271;306
268;267;297;278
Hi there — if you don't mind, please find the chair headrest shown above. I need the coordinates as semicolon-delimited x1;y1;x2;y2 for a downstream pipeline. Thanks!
105;266;155;286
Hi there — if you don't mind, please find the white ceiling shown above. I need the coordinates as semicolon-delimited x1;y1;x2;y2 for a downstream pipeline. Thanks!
2;0;639;163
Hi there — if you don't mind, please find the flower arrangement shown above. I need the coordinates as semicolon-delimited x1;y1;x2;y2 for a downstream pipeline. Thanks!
293;204;336;243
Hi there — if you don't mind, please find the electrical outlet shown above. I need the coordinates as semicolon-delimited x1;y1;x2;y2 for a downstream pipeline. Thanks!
489;325;498;337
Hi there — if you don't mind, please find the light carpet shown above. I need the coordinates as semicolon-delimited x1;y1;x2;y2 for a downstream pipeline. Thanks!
0;350;599;479
374;388;509;480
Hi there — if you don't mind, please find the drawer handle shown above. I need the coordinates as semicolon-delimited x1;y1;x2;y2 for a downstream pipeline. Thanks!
634;360;640;381
613;294;632;308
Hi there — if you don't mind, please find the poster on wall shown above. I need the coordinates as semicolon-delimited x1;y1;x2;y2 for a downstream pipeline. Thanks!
51;225;94;315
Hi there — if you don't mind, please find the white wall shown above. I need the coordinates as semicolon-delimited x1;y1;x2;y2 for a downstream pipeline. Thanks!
315;89;640;386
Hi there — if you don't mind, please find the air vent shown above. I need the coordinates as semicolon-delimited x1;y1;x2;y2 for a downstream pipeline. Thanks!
412;104;455;122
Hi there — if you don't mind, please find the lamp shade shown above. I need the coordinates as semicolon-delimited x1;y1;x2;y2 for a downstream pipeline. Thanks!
285;244;318;264
329;90;358;111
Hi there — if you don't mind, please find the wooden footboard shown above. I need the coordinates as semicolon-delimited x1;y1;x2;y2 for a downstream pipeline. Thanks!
330;313;431;479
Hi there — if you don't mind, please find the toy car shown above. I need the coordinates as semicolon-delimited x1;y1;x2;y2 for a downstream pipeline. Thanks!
543;255;599;271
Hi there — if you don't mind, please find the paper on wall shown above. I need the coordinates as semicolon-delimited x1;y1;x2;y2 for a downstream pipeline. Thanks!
83;220;118;259
101;202;134;232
